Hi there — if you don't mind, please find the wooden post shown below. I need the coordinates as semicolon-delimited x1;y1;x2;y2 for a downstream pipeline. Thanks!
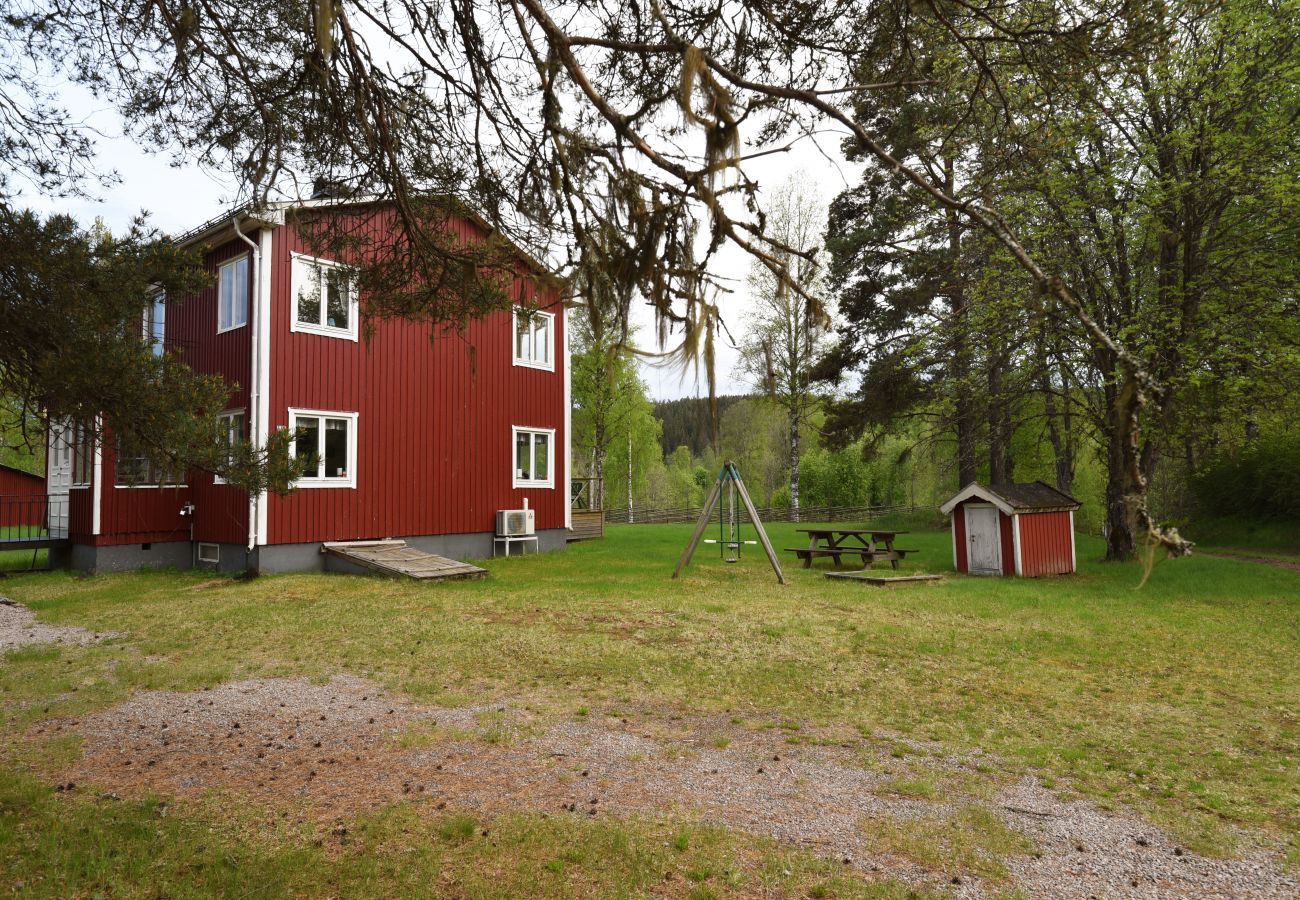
728;463;785;584
672;476;723;579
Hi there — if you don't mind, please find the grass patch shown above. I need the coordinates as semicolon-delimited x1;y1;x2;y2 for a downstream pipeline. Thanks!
860;806;1035;881
1;522;1297;879
0;768;920;898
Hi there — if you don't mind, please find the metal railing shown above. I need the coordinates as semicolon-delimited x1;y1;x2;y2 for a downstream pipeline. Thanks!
605;502;934;526
0;494;70;543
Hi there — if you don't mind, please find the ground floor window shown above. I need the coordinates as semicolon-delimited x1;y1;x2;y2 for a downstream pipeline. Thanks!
289;408;358;488
114;434;184;487
512;426;554;488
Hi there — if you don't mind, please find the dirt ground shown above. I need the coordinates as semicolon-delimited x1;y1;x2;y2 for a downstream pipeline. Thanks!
36;674;1298;899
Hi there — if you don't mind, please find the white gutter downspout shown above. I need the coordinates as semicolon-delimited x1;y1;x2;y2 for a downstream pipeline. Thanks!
232;217;262;554
563;304;572;531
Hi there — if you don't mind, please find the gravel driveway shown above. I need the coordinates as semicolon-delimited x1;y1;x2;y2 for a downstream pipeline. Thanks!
0;597;117;652
37;674;1297;899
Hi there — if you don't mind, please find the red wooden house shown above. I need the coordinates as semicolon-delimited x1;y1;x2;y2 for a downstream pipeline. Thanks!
46;199;570;573
940;482;1080;577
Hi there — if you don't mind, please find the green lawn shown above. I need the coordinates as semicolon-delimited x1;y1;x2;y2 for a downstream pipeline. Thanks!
1;521;1297;896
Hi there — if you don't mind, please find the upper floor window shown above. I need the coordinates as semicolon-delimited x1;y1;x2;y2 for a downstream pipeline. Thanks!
513;307;554;371
291;254;358;340
512;426;554;488
218;255;250;333
213;409;246;485
289;408;357;488
144;291;166;356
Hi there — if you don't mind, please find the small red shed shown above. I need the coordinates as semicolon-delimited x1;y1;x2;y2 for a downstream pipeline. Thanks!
940;481;1081;576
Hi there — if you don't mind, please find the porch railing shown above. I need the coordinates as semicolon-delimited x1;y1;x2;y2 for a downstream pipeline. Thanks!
0;493;70;543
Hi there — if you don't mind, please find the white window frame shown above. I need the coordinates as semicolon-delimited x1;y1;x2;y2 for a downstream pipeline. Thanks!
218;255;250;333
213;409;247;485
512;425;555;488
290;253;359;341
288;408;358;489
512;307;555;371
197;542;220;563
143;289;166;356
113;443;186;489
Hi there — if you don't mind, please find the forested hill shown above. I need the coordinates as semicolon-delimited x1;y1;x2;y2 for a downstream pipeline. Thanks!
653;395;747;457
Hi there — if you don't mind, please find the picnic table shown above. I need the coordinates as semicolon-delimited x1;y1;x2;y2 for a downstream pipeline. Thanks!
785;528;916;570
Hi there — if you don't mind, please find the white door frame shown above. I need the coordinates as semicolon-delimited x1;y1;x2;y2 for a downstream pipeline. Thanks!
964;502;1003;575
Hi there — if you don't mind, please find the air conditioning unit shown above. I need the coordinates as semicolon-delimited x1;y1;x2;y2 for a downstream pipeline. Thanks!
496;508;535;536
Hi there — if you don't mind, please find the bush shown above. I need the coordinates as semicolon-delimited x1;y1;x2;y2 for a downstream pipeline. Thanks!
1193;433;1300;520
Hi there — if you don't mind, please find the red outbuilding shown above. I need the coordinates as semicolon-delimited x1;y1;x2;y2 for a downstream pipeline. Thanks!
940;482;1080;577
43;196;571;574
0;463;46;531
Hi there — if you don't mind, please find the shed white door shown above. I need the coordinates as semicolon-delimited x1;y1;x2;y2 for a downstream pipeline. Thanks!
47;423;72;539
965;504;1002;575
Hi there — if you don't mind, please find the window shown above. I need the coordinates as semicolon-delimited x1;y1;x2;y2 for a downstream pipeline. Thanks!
114;436;184;487
71;424;93;486
512;307;554;370
213;410;246;485
512;426;554;488
144;291;166;356
289;408;357;488
291;254;358;339
218;256;250;332
197;543;220;563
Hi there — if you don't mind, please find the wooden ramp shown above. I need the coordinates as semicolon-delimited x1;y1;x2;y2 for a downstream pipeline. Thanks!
824;572;942;586
321;540;487;581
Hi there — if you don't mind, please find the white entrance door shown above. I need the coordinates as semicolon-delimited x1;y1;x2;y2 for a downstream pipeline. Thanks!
965;504;1002;574
47;423;72;539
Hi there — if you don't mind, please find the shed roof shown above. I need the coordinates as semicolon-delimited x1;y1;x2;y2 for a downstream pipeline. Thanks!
0;462;43;481
940;481;1081;516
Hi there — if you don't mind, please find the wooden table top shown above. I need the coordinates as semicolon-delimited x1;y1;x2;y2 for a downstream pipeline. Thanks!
795;528;909;536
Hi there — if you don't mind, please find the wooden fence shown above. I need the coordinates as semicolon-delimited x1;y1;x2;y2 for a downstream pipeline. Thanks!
605;503;935;526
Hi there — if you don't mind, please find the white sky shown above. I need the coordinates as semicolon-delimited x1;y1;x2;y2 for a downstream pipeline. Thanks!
15;83;862;401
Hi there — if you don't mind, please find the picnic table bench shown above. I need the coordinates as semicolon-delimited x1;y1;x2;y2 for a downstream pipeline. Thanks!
784;528;917;570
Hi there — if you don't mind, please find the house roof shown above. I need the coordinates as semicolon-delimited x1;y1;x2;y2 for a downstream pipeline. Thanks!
940;481;1081;516
171;195;560;288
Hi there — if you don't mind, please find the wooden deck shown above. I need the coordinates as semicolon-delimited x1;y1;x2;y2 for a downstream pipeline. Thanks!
321;540;487;581
824;572;942;586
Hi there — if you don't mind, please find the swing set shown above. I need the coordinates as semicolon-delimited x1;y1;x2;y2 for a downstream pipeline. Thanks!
672;461;785;584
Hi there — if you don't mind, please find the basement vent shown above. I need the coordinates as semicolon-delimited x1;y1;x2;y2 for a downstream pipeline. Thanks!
197;543;220;564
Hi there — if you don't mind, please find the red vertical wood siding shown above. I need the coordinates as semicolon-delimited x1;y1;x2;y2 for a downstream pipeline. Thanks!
999;511;1015;576
175;237;254;546
68;488;93;541
265;209;566;545
96;237;253;546
952;502;968;573
1016;510;1075;576
0;466;44;497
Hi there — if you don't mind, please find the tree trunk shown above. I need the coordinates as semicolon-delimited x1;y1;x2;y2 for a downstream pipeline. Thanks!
988;352;1011;484
944;159;978;487
626;429;633;523
1104;378;1144;561
789;409;800;521
1040;332;1074;494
